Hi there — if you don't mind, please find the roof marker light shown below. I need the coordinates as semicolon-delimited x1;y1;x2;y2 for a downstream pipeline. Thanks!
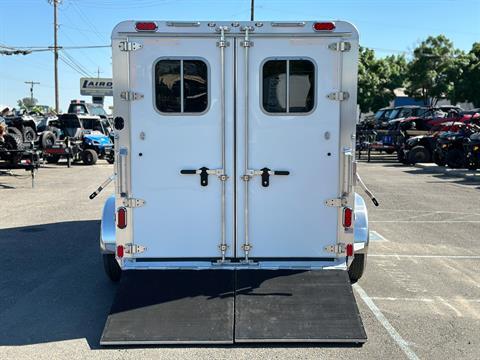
135;22;158;31
313;22;336;31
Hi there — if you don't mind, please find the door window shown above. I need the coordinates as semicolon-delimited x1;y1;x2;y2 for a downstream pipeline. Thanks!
155;59;208;114
262;59;315;114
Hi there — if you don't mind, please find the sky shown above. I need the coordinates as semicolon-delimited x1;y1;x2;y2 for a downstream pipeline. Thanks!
1;0;479;112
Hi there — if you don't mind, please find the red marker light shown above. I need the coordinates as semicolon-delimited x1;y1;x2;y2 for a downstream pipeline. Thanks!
135;22;158;31
117;207;127;229
343;207;353;228
117;245;124;258
313;22;336;31
346;244;353;257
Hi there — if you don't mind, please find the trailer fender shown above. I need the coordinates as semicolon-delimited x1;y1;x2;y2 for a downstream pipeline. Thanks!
100;195;116;254
354;193;369;254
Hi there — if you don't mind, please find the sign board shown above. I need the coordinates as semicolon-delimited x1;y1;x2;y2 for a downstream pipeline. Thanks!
80;77;113;97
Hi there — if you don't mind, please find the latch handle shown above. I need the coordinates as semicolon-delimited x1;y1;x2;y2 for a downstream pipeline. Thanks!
260;168;290;187
180;167;210;186
274;170;290;176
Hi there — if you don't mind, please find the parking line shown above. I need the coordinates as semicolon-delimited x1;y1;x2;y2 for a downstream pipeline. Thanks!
370;254;480;259
354;284;420;360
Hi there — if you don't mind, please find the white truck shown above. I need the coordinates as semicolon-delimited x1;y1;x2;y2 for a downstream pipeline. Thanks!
98;20;371;345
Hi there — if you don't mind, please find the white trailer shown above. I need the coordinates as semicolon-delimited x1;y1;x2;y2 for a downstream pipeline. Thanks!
99;20;370;345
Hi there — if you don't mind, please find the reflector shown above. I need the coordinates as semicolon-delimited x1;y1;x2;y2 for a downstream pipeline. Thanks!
117;207;127;229
346;244;353;257
117;245;124;258
313;22;336;31
135;22;158;31
343;207;353;228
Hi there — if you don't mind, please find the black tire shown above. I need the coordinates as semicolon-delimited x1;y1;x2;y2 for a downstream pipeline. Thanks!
23;126;37;142
46;154;61;164
446;148;465;169
40;131;56;149
348;253;367;283
82;148;98;165
106;156;115;164
102;253;122;282
1;133;24;164
385;149;395;154
408;145;431;164
7;126;22;138
433;149;446;166
397;150;408;164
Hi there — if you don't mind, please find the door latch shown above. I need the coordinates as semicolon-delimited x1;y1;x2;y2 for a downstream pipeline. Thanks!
243;168;290;187
180;167;228;186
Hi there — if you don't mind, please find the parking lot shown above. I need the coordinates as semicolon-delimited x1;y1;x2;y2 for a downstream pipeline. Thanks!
0;160;479;359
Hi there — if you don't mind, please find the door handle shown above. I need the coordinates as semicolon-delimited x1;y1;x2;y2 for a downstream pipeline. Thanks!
243;167;290;187
180;167;228;187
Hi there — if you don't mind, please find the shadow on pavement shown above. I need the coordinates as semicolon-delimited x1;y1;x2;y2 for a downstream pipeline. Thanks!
0;220;117;349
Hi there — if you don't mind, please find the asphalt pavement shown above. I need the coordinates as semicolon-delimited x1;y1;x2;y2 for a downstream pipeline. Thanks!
0;159;478;359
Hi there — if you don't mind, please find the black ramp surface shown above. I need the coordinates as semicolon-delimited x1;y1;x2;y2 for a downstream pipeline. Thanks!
235;270;367;343
101;270;235;344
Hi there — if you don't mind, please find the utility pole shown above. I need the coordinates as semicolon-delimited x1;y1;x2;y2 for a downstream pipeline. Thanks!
49;0;61;113
250;0;254;21
24;81;40;102
97;67;103;78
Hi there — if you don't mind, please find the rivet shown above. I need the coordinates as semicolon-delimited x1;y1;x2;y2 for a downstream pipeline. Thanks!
324;131;331;140
140;131;145;140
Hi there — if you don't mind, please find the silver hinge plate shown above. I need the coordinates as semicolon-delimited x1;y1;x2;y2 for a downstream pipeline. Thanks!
119;41;143;52
240;40;254;47
325;197;348;207
124;243;147;255
122;198;146;208
324;243;346;254
327;91;350;101
328;41;351;52
120;91;144;101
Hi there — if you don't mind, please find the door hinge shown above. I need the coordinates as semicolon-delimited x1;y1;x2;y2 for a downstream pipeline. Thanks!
122;198;146;208
120;91;144;101
327;91;349;101
124;243;147;255
324;243;346;254
325;197;348;207
118;41;143;52
328;41;351;52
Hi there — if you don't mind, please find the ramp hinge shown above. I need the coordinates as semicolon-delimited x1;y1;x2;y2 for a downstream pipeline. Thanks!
324;243;346;254
325;197;348;207
122;198;146;208
119;41;143;52
328;41;351;52
124;243;147;255
327;91;349;101
120;91;144;101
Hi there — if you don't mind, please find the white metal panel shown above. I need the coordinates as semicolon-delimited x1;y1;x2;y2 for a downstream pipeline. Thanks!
236;36;342;258
127;36;235;258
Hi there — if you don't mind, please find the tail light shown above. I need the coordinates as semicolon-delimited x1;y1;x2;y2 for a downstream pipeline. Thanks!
135;22;157;31
346;244;353;257
117;207;127;229
343;207;353;228
313;22;335;31
117;245;124;258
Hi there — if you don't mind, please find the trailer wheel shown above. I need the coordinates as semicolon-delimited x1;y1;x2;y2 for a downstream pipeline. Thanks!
40;131;56;149
23;126;37;142
103;254;122;282
82;149;98;165
348;253;367;283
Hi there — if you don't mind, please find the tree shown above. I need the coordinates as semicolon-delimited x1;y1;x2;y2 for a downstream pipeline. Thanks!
358;47;407;113
405;35;459;105
456;43;480;107
17;97;38;110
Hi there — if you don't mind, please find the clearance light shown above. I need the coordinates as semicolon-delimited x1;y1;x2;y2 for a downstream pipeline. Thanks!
313;22;335;31
117;245;124;258
135;22;158;31
117;207;127;229
346;244;353;257
343;207;353;228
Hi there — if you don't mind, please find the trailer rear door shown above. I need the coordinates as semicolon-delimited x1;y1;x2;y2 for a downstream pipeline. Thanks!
235;35;342;259
126;36;235;259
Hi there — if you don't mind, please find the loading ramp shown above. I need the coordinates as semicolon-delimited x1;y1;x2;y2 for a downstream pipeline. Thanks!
100;269;367;345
